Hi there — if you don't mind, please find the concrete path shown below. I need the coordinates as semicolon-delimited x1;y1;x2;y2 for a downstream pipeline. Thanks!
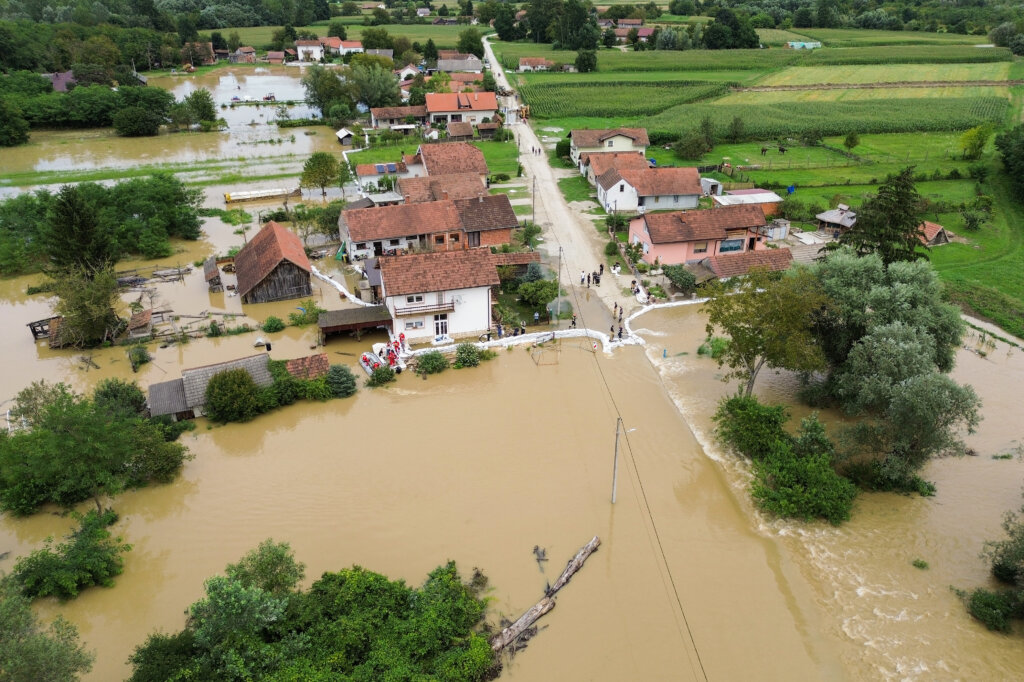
483;37;644;333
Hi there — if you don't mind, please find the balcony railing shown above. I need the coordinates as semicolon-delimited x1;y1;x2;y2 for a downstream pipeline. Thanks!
394;301;455;316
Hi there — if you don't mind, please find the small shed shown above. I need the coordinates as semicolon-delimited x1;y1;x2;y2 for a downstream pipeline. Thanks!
919;221;952;247
318;305;392;342
477;122;500;140
127;309;153;339
447;121;474;141
204;256;223;292
336;128;355;145
234;222;312;304
147;378;194;422
816;204;857;233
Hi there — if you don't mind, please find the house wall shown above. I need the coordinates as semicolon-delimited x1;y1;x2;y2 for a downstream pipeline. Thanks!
628;219;766;266
386;285;491;342
573;136;646;170
638;193;700;211
476;227;513;247
297;45;323;61
430;109;496;124
242;261;312;303
598;180;638;213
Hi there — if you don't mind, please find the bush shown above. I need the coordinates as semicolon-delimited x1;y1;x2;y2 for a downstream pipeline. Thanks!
453;343;481;369
93;378;147;419
13;509;131;600
112;106;161;137
417;351;449;375
966;588;1018;632
751;440;857;525
605;240;619;256
518;279;558;307
207;320;222;337
288;299;325;326
204;368;264;423
663;265;696;294
555;139;571;158
325;365;357;397
304;377;333;401
366;366;396;387
128;345;151;368
697;336;730;359
262;316;286;333
713;394;788;460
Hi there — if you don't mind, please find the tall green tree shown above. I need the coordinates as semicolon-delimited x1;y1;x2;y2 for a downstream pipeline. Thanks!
51;267;121;347
0;579;94;680
184;87;216;123
0;98;30;147
996;123;1024;200
41;184;113;274
351;63;400;108
702;267;830;397
301;151;341;198
457;27;484;58
837;167;925;265
301;64;354;116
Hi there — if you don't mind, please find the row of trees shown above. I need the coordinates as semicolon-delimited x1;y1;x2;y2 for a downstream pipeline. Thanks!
127;540;495;681
0;175;203;274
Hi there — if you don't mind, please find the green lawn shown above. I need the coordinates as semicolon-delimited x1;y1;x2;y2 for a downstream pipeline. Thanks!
756;28;815;46
472;140;520;176
558;175;595;203
230;23;471;49
791;28;990;47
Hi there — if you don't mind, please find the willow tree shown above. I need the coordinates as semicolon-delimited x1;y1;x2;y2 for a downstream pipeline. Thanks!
702;267;830;397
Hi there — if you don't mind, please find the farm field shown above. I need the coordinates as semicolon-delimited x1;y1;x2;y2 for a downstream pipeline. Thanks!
231;22;469;49
516;69;763;85
721;86;1010;104
518;82;728;118
791;27;991;46
761;62;1013;86
756;28;816;46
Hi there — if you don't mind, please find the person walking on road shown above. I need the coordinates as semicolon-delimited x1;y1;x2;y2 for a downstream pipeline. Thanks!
570;314;577;328
580;270;586;285
586;273;591;288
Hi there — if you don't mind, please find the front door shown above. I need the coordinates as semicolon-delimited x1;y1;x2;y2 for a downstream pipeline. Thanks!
748;237;756;251
434;314;448;336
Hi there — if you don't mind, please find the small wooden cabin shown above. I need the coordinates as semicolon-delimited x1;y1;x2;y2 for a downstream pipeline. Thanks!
234;221;312;304
204;256;223;292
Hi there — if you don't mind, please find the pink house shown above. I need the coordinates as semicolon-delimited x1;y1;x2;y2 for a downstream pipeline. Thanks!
628;205;769;265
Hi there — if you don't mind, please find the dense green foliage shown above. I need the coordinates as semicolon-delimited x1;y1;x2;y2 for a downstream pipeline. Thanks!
0;176;202;274
417;350;450;375
517;81;728;118
12;509;131;600
0;578;94;681
367;365;396;386
128;545;494;681
299;151;340;197
261;316;285;333
714;395;856;525
962;497;1024;631
204;368;265;423
517;278;559;308
287;298;325;326
995;124;1024;201
453;343;481;369
0;77;173;131
663;264;696;294
0;381;190;515
324;364;358;398
835;167;927;265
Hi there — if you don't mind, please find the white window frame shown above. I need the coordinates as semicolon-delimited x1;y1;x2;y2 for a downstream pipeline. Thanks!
406;294;424;303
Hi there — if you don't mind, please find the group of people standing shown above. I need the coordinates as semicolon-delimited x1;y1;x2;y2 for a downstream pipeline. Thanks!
580;263;605;288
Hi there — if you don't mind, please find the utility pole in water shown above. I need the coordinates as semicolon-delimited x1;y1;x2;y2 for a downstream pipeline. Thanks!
552;246;562;325
612;417;636;504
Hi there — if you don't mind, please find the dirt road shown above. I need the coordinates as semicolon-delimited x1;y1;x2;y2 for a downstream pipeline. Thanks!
484;38;643;332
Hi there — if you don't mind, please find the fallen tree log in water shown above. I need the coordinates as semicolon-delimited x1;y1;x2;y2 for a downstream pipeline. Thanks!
490;536;601;653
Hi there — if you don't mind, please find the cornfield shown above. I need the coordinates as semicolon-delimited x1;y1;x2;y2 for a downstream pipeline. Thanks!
646;96;1009;140
518;81;728;118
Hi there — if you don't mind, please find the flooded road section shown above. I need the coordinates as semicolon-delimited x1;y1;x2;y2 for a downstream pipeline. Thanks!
639;305;1024;680
0;66;340;183
0;284;842;680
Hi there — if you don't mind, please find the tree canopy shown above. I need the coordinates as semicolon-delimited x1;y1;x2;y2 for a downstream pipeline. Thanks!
836;166;926;265
300;152;341;198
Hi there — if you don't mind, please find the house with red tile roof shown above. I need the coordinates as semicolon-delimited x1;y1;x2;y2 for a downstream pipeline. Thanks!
417;142;489;178
614;26;654;42
519;57;554;72
627;205;770;266
295;39;324;61
580;151;650;185
337;40;364;56
703;248;793;279
234;222;312;303
597;167;702;213
230;46;256;63
397;173;486;203
285;353;330;379
339;194;517;260
370;104;428;129
265;51;285;64
569;128;649;169
378;248;500;342
425;92;498;125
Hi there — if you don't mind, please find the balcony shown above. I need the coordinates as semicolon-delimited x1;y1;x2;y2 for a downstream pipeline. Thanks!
394;301;455;316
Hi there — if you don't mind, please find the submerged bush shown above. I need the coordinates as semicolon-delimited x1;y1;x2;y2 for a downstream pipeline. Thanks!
262;316;285;333
366;366;396;387
204;368;264;423
418;351;449;375
453;343;481;369
325;365;357;398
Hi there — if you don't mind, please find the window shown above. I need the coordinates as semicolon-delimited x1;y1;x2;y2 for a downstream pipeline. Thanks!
434;235;445;245
719;239;743;253
653;196;659;203
405;320;424;330
693;241;708;254
406;294;424;304
619;184;624;193
388;239;400;246
606;141;613;148
354;242;366;250
450;233;460;243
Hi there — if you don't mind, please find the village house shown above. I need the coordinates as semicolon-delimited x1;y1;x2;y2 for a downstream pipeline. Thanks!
569;128;649;170
816;204;857;234
203;257;222;292
433;16;457;25
397;172;487;203
355;157;423;188
597;18;615;29
437;53;483;73
370;104;428;129
416;7;431;17
417;141;489;178
234;221;312;304
295;39;324;62
338;40;364;56
579;151;650;185
265;50;285;64
230;46;256;63
920;220;952;247
378;248;499;342
394;63;420;81
519;57;554;72
446;121;474;141
425;92;498;125
627;204;770;265
597;167;703;214
614;27;655;42
712;188;785;217
339;194;517;260
181;42;216;66
148;354;273;420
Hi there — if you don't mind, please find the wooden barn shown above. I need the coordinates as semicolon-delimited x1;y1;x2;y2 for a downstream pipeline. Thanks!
204;256;223;292
235;221;312;304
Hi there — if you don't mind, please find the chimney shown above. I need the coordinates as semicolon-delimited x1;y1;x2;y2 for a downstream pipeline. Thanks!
478;194;483;202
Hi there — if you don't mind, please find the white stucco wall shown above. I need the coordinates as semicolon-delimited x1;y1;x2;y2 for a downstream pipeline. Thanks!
638;193;700;211
386;285;491;342
598;180;638;213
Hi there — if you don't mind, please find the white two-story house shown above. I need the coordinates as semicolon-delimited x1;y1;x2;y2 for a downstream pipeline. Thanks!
568;128;650;172
378;248;499;342
596;167;703;214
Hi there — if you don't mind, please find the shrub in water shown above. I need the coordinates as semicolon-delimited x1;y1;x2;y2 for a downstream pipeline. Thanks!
417;351;449;375
325;365;357;398
453;343;481;369
204;368;264;423
366;366;396;387
966;588;1018;632
262;316;286;333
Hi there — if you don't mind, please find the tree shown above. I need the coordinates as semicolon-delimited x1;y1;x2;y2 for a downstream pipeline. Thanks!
51;267;121;347
340;0;360;15
227;30;241;51
112;106;162;137
361;27;393;50
494;5;519;41
575;49;597;73
702;267;829;397
662;264;696;294
225;539;305;596
518;279;558;308
0;99;30;147
727;115;744;142
351;63;401;108
184;88;216;123
325;364;358;397
843;131;860;151
669;0;695;15
93;378;147;419
996;123;1024;200
457;27;484;58
327;20;348;40
960;124;993;160
205;369;264;423
337;160;353;196
0;579;94;680
602;27;617;47
837;167;925;265
302;64;355;116
300;152;340;198
423;38;438;62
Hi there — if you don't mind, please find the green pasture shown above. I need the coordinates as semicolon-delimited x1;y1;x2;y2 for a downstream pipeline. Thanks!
516;69;763;85
756;28;815;46
762;62;1012;86
230;23;470;49
653;14;711;25
721;85;1009;104
791;28;990;47
519;82;727;118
